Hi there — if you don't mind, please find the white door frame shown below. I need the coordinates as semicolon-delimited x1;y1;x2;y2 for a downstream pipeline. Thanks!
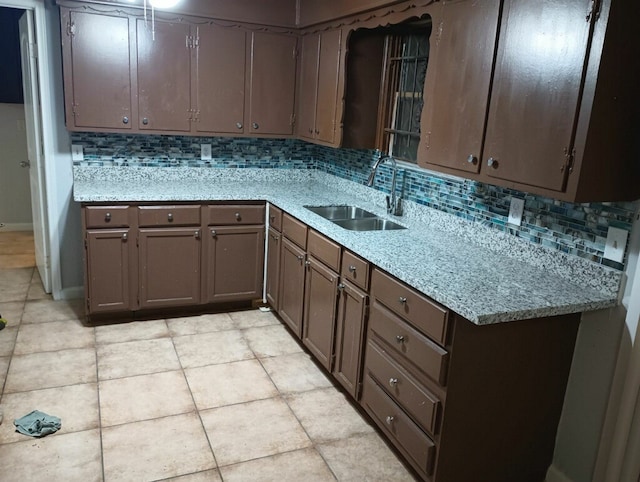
2;0;62;297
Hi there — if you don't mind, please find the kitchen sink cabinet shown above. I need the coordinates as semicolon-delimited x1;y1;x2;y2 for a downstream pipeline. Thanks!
297;29;343;145
266;205;283;310
60;9;133;131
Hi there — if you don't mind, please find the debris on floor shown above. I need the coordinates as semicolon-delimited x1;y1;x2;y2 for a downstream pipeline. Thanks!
0;313;7;330
14;410;62;437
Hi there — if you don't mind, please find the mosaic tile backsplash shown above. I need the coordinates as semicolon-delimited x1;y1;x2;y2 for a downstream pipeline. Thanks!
71;133;639;271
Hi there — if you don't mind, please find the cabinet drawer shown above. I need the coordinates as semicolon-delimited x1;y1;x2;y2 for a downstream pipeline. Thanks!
365;340;440;436
341;250;369;291
362;374;436;476
308;230;341;272
372;269;449;346
282;213;307;249
370;301;448;386
85;206;130;228
268;204;283;232
207;204;265;225
138;205;201;227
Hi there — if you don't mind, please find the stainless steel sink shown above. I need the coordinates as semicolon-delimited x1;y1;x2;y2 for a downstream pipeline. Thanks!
304;205;377;220
332;217;406;231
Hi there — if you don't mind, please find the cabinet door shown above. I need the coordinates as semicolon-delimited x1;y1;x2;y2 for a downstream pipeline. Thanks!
266;227;281;311
334;280;368;399
302;257;339;371
297;33;320;140
137;19;192;132
419;0;500;174
315;29;342;144
139;228;201;308
196;25;246;134
248;32;297;135
206;225;264;303
278;237;306;338
482;0;595;191
86;229;131;313
63;11;132;130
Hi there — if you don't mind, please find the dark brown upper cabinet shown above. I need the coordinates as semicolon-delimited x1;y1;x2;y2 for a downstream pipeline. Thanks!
61;10;133;130
297;29;343;145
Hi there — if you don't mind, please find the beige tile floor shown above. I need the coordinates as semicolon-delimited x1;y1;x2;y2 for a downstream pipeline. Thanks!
0;231;416;481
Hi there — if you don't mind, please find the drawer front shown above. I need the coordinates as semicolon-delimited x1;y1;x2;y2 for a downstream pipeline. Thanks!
85;206;130;228
370;302;448;386
341;250;369;291
207;204;265;225
308;230;341;272
282;213;307;249
268;204;283;231
362;374;436;476
372;269;449;346
365;340;440;436
138;205;201;227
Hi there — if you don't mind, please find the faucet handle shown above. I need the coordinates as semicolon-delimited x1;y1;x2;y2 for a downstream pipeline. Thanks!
386;195;392;213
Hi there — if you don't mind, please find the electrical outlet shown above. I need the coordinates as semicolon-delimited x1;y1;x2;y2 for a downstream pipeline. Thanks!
603;226;628;263
71;144;84;161
508;197;525;226
201;144;212;160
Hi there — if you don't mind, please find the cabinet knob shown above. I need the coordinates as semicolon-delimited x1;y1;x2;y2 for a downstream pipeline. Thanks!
105;212;111;222
398;296;407;304
122;233;128;241
122;116;129;124
252;122;259;130
235;212;241;221
487;157;498;168
270;234;279;241
167;213;173;222
297;255;305;262
348;265;356;273
315;129;320;135
304;260;311;267
338;283;345;291
395;335;405;343
236;122;243;129
142;117;149;125
308;128;313;134
194;230;200;239
467;154;477;165
386;416;395;425
211;230;217;237
389;377;398;387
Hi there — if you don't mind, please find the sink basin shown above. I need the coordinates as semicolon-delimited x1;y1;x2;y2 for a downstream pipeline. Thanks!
304;205;377;220
332;217;407;231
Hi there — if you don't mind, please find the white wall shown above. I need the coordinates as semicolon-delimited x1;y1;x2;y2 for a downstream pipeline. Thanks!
0;102;32;229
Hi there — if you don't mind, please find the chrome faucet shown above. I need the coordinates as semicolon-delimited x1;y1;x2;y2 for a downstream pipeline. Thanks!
367;151;403;216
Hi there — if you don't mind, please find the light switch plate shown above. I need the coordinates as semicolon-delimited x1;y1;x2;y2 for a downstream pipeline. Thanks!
71;144;84;161
201;144;212;160
508;197;525;226
603;226;628;263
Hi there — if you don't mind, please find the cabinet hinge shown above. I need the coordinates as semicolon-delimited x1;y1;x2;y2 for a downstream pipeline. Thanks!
435;21;444;46
364;304;370;319
586;0;602;22
84;237;87;249
290;113;296;126
293;47;298;59
356;381;363;400
194;36;199;48
86;299;90;312
562;147;576;174
66;21;75;37
186;35;198;49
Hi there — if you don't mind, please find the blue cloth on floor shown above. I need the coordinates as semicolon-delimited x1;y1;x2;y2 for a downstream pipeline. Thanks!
14;410;61;437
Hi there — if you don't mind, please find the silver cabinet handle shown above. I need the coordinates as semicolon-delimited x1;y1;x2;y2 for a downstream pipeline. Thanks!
487;157;498;168
386;416;394;425
395;335;405;343
389;378;398;387
398;296;407;304
467;154;477;165
338;283;345;291
304;260;311;267
315;129;319;135
211;230;217;237
236;122;243;129
235;212;241;221
297;255;304;261
122;233;127;241
252;122;259;130
167;213;173;222
105;212;111;222
142;117;149;125
194;230;200;239
308;128;313;134
348;265;356;273
122;116;129;124
270;234;279;241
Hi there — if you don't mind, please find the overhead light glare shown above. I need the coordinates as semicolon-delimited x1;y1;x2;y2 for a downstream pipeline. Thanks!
149;0;180;8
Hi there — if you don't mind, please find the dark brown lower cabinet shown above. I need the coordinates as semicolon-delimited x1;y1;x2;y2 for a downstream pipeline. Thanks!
302;256;339;370
205;225;264;303
278;237;306;337
265;227;281;310
333;280;368;399
138;227;201;309
85;229;132;313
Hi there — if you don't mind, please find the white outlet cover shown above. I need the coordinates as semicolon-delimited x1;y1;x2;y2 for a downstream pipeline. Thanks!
603;226;628;263
201;144;212;160
71;144;84;161
508;197;525;226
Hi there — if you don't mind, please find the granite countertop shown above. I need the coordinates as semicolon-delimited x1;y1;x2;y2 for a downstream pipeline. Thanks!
74;167;620;325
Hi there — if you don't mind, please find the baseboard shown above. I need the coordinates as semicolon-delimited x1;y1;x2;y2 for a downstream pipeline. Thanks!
546;464;574;482
0;223;34;231
56;286;84;301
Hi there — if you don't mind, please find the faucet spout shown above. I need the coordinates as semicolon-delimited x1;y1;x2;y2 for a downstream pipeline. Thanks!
366;152;403;216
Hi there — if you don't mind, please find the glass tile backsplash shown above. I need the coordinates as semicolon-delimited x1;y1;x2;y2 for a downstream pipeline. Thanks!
72;133;638;271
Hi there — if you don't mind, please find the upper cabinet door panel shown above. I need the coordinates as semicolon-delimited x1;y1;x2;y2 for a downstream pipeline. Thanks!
315;29;342;144
67;12;132;130
420;0;500;174
249;32;298;135
297;33;320;140
482;0;594;191
137;19;192;132
196;25;246;134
